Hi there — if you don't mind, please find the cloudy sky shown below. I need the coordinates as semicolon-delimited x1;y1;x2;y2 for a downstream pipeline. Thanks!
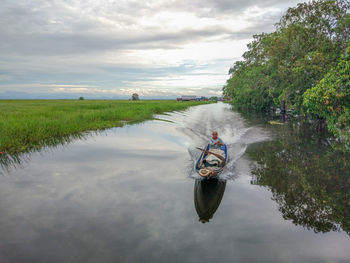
0;0;305;99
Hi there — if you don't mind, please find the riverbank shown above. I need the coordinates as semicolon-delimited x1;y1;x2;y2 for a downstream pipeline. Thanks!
0;100;212;154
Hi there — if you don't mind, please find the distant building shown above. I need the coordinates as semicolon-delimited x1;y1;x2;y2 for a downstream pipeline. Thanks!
197;96;208;101
131;93;140;100
181;95;196;101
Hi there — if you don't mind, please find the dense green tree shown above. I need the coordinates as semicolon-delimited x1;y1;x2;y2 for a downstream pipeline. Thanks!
303;46;350;146
224;0;350;114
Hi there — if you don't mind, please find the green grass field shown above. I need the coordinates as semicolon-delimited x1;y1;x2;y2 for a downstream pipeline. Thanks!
0;100;212;154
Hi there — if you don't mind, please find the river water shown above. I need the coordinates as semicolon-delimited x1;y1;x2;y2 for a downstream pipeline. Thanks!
0;103;349;263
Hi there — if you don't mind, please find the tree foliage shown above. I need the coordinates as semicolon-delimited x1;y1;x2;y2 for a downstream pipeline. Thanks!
223;0;350;114
303;46;350;146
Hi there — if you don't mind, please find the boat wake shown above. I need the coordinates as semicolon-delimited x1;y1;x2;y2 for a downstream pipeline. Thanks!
159;103;270;180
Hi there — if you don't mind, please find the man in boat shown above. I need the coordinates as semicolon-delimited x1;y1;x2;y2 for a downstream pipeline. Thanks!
202;131;225;168
197;131;226;177
209;131;224;149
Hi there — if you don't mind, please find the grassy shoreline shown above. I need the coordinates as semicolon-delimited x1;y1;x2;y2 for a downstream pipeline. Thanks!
0;100;212;154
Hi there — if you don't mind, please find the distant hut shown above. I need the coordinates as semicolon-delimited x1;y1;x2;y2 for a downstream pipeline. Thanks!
181;95;196;101
131;93;140;100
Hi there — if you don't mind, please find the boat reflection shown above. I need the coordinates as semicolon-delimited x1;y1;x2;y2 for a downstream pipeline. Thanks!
194;178;226;223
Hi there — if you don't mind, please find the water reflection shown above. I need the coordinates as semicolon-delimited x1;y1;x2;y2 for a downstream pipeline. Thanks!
194;178;226;223
247;120;350;236
0;132;91;174
0;103;349;262
0;153;24;173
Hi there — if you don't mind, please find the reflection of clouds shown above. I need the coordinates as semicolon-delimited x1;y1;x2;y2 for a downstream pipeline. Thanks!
94;121;187;152
0;103;349;262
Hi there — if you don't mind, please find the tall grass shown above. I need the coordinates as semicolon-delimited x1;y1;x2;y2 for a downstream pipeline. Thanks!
0;100;212;154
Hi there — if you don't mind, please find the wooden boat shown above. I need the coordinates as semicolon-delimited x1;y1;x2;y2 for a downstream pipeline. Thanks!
195;144;228;178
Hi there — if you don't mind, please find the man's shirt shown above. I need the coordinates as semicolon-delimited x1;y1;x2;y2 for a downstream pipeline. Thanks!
209;137;224;148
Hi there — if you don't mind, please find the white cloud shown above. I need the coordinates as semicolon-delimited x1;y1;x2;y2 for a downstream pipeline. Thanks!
0;0;306;98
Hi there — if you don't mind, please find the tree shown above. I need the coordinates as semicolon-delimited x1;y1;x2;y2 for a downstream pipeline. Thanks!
303;46;350;146
224;0;350;113
131;93;140;101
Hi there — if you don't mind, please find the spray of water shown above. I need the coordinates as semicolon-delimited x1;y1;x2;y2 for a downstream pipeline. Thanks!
160;103;270;180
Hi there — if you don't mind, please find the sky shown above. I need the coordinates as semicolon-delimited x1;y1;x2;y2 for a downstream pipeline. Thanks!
0;0;305;99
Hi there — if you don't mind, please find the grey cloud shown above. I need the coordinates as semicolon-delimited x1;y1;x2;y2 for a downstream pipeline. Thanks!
2;26;251;56
160;0;305;17
0;0;305;56
0;0;305;97
204;0;303;12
